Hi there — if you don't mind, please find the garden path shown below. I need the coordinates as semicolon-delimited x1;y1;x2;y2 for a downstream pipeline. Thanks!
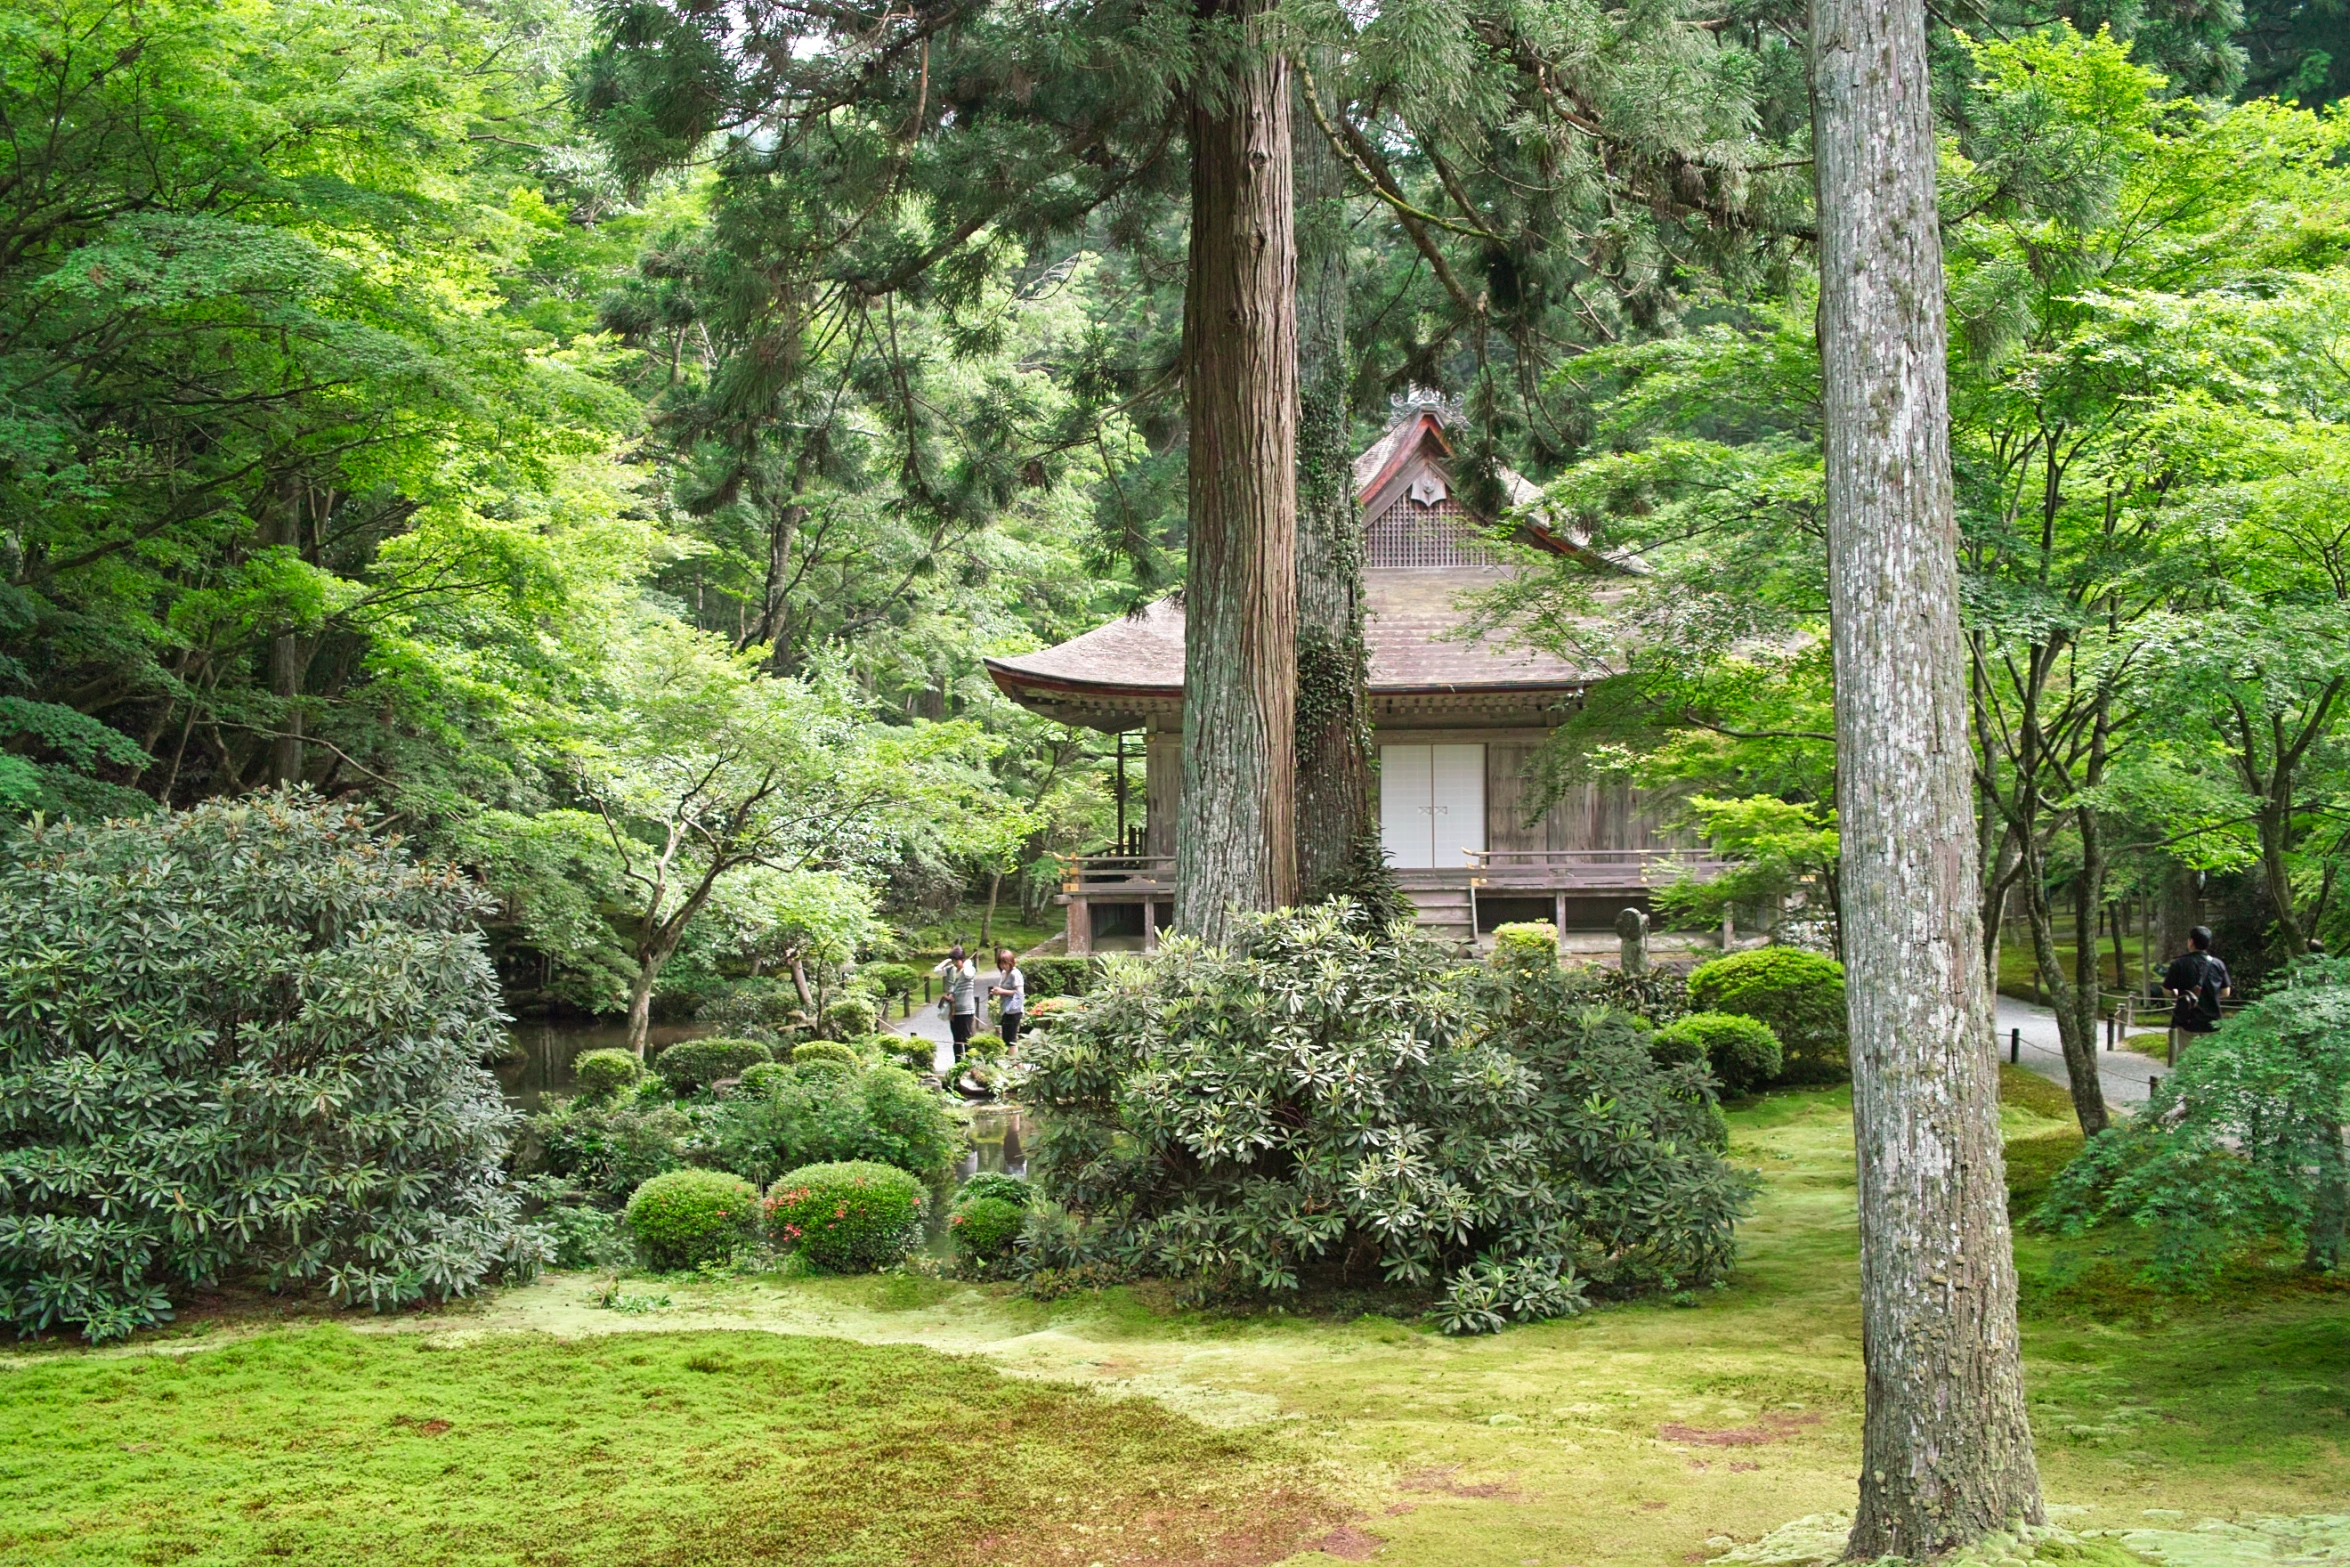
1996;995;2159;1108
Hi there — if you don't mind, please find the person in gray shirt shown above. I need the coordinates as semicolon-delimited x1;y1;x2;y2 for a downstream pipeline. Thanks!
988;946;1026;1046
933;944;978;1061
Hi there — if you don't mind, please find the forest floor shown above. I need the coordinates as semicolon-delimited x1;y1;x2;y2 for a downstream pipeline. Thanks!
3;1081;2345;1567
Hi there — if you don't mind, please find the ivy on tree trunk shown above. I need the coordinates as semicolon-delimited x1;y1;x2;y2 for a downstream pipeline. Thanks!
1811;0;2045;1549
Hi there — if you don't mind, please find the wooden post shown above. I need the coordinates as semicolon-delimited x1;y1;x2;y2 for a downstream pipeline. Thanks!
2010;1028;2019;1064
1554;891;1568;940
1067;898;1092;956
1142;898;1158;953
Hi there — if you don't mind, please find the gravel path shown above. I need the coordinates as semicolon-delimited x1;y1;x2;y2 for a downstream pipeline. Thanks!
1995;993;2167;1108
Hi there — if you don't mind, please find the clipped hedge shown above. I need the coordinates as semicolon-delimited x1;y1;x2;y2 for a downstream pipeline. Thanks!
738;1061;793;1096
653;1036;773;1093
793;1039;858;1069
871;1034;935;1075
1687;947;1847;1083
1490;921;1560;972
691;1064;963;1186
950;1197;1025;1266
1652;1012;1783;1096
571;1048;644;1101
954;1172;1033;1213
764;1161;927;1272
625;1168;761;1270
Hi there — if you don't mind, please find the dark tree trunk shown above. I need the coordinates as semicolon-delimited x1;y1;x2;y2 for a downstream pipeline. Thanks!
1175;0;1299;940
752;500;805;676
1811;0;2045;1549
270;631;304;787
1290;63;1373;902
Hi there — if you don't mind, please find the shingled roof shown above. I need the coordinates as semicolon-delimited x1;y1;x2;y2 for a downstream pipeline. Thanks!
985;403;1606;731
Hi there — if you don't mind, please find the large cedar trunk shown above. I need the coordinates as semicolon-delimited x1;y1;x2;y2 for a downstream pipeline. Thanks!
1290;64;1373;901
1810;0;2046;1551
1175;0;1299;940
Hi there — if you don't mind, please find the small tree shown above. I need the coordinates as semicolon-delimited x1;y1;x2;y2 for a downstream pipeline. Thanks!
573;621;993;1053
709;867;880;1006
2038;955;2350;1280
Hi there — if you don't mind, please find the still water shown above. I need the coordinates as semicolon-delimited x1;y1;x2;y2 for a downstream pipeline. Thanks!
497;1019;711;1109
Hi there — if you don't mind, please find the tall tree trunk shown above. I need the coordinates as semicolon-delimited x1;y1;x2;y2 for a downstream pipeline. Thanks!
1810;0;2045;1549
753;500;804;675
1291;63;1374;903
270;631;304;787
1175;0;1299;941
625;960;658;1057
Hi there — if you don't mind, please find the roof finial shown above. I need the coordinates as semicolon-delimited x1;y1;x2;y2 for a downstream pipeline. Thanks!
1389;384;1464;427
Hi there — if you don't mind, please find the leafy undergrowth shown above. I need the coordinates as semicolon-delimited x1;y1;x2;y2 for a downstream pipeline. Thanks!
0;1328;1335;1567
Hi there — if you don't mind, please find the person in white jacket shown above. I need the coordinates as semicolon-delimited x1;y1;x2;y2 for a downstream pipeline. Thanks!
933;945;978;1062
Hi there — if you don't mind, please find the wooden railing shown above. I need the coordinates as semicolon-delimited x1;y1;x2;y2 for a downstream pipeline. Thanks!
1465;848;1727;889
1058;852;1175;896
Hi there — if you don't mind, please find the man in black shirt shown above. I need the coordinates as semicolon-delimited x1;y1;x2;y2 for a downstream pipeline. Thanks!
2162;925;2230;1062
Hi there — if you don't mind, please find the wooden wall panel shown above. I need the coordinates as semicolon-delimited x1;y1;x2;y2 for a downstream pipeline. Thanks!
1485;744;1548;853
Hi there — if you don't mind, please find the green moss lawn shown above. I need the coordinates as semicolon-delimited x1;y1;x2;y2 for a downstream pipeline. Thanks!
4;1078;2344;1567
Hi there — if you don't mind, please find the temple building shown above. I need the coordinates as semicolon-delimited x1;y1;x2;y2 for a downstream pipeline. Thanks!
985;396;1716;951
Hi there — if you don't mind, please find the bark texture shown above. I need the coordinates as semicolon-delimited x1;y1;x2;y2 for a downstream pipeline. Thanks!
1811;0;2045;1551
1175;1;1299;940
1290;64;1374;901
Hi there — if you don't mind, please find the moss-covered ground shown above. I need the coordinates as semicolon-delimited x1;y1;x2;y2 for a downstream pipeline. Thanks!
4;1080;2343;1567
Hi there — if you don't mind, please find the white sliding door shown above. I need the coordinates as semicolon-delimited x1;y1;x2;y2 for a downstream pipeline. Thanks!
1378;743;1485;868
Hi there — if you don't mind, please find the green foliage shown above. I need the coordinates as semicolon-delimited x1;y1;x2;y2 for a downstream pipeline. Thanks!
763;1162;927;1273
0;793;542;1342
1687;948;1847;1083
2036;956;2350;1283
950;1197;1027;1268
823;997;877;1040
738;1061;794;1095
653;1037;774;1093
572;1049;647;1102
874;1035;936;1075
1651;1013;1785;1096
793;1040;859;1069
1653;797;1839;933
624;1170;762;1271
956;1173;1035;1212
525;1100;692;1205
698;979;809;1044
525;1183;638;1272
861;963;920;1000
1490;921;1561;972
689;1066;962;1187
1021;905;1754;1331
1021;957;1101;1000
1565;964;1692;1026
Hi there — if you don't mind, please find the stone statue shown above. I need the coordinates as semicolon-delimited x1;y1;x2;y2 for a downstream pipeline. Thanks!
1616;906;1650;975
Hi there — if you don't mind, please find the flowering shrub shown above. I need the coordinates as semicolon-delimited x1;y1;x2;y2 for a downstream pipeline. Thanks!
1021;903;1753;1331
624;1169;760;1269
0;792;544;1343
764;1161;926;1272
950;1197;1026;1267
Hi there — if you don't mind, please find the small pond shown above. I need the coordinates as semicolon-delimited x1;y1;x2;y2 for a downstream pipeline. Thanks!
498;1019;712;1109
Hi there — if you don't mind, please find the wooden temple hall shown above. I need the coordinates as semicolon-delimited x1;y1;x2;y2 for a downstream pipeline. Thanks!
984;394;1720;951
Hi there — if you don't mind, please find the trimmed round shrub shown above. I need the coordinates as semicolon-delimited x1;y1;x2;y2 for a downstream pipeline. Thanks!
1687;947;1847;1083
1021;956;1098;1000
624;1168;760;1269
861;962;919;1001
822;996;877;1039
950;1197;1025;1265
872;1034;934;1075
1490;921;1559;973
571;1048;644;1101
763;1161;927;1272
954;1172;1033;1212
738;1060;793;1095
793;1039;858;1069
653;1036;773;1092
1652;1012;1784;1095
